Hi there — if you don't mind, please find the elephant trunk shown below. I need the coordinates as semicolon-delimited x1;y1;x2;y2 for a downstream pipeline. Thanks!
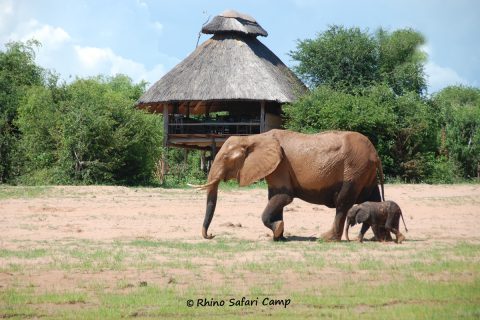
202;182;219;239
345;222;351;242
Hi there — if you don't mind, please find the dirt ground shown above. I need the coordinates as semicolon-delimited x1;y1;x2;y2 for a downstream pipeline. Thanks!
1;184;479;295
1;184;479;245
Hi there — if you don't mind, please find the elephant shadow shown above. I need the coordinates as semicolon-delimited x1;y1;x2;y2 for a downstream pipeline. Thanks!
284;235;318;242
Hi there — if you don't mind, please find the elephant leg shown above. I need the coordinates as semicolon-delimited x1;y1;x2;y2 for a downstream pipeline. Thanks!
357;223;370;241
385;231;393;242
395;231;406;244
356;223;369;242
388;218;405;243
367;185;382;202
385;212;400;242
371;225;381;241
322;183;356;241
262;192;292;241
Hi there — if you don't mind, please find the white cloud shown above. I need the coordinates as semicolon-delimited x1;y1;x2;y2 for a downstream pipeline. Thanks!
0;0;13;15
3;18;70;50
0;0;16;39
425;61;468;93
136;0;148;8
419;44;432;57
152;21;163;33
74;45;166;84
21;20;71;48
0;7;171;85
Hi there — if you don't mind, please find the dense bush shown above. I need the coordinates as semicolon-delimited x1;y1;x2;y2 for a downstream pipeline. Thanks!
0;41;45;182
284;85;441;181
1;37;478;186
287;25;478;183
15;75;163;185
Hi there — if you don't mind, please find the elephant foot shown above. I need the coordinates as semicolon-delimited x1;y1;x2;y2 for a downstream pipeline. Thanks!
396;233;406;244
321;229;341;242
272;221;284;241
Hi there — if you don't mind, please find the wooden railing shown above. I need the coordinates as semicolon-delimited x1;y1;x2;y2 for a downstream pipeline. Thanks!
167;118;261;135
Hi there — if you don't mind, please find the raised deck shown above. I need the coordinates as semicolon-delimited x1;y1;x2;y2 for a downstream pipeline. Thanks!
166;121;260;149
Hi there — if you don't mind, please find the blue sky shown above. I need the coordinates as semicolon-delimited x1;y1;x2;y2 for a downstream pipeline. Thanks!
1;0;479;93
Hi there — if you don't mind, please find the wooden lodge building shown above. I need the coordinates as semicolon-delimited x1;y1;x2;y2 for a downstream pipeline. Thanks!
137;10;307;168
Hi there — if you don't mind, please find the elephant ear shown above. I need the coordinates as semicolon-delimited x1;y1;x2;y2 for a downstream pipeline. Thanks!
356;209;370;224
238;136;282;187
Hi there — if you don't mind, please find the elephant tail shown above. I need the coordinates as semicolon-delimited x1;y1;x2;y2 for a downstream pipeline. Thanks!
400;210;408;233
377;156;385;202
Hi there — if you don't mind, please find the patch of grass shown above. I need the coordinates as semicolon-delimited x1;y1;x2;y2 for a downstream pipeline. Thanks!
407;259;478;273
48;246;127;271
30;292;87;304
357;257;386;271
293;278;480;319
2;278;479;319
0;186;52;200
0;248;47;259
0;263;24;273
452;242;480;257
1;237;479;319
129;238;262;257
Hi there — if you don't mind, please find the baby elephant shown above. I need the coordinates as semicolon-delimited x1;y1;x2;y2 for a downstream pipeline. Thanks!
345;201;408;243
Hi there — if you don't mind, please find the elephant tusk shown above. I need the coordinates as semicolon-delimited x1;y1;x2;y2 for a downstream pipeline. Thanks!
187;181;217;191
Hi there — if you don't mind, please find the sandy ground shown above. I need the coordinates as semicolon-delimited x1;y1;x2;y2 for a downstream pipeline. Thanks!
1;184;479;245
0;184;479;297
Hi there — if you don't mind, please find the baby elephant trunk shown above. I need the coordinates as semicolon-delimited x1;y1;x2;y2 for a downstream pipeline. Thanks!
345;222;351;242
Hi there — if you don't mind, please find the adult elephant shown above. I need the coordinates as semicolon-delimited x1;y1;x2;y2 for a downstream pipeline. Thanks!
195;129;384;241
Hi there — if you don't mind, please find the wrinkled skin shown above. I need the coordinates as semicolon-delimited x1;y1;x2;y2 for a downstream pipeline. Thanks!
199;129;385;241
345;201;407;243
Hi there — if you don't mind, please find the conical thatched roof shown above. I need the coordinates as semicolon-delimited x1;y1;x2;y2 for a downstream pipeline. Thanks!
137;10;307;113
201;10;268;37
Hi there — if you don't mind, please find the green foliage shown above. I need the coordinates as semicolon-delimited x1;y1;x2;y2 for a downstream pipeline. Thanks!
287;25;478;183
0;40;45;182
1;38;478;186
162;149;207;187
290;25;427;95
291;25;378;91
433;86;480;179
284;85;439;181
16;75;163;185
377;28;427;95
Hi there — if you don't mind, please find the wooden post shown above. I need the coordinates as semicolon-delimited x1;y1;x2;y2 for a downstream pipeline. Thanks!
163;105;169;147
160;105;169;184
260;101;266;133
211;137;217;160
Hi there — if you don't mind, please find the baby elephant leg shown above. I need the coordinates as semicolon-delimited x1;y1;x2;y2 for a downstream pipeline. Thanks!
357;223;370;242
385;205;405;243
386;213;405;244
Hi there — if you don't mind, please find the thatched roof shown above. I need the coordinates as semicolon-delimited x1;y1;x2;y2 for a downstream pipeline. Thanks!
137;10;307;114
201;10;268;37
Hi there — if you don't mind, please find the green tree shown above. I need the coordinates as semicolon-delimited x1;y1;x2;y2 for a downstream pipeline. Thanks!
286;25;439;182
15;85;62;182
290;25;378;91
290;25;427;95
0;40;45;182
377;28;427;95
433;86;480;179
17;75;163;185
391;93;439;181
284;84;440;181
